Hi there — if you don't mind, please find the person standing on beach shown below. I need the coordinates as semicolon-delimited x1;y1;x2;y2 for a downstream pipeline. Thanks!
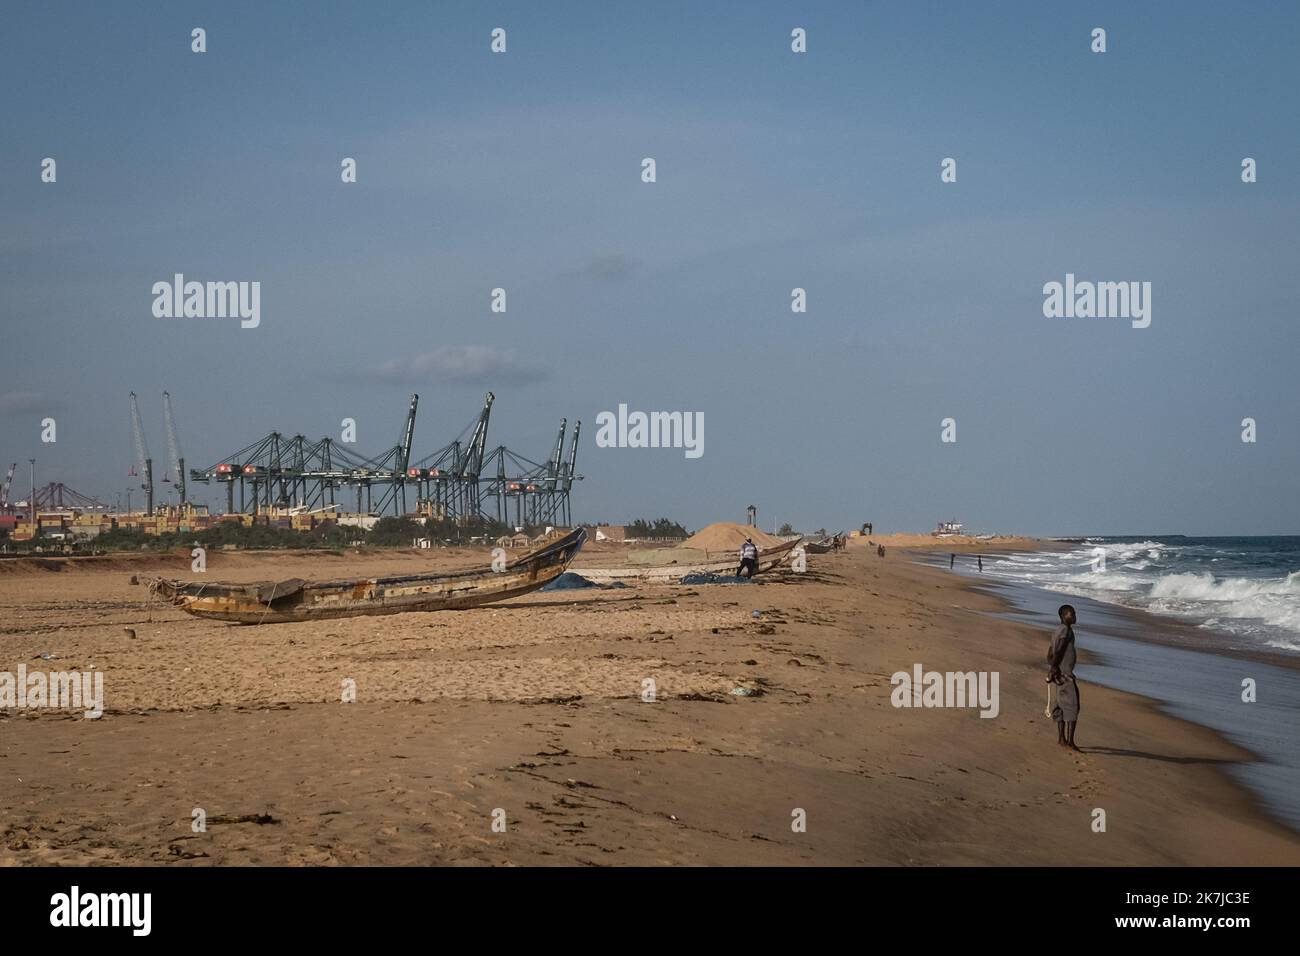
1048;604;1081;751
950;553;955;569
978;555;983;572
737;538;759;578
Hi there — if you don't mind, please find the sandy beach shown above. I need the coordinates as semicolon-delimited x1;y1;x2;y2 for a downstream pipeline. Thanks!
1;536;1296;866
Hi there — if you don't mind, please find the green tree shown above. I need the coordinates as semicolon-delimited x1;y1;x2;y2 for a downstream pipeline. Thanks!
626;517;689;539
365;516;427;547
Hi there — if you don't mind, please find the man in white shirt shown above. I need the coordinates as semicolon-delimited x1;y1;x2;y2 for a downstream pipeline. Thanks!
736;538;759;578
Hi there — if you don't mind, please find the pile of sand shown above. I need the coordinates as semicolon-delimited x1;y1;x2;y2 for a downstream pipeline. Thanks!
682;522;783;552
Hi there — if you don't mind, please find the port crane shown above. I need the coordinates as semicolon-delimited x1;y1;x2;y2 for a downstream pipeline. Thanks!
162;391;187;505
191;391;582;523
129;392;154;516
0;463;15;512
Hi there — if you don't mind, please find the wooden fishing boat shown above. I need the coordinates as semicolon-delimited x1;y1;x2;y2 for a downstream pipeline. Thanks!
150;527;587;624
804;533;845;554
577;537;801;585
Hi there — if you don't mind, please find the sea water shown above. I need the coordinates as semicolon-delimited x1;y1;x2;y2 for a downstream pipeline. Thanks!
972;536;1300;656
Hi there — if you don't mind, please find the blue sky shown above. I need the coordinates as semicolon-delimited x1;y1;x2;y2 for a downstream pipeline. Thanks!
2;1;1298;535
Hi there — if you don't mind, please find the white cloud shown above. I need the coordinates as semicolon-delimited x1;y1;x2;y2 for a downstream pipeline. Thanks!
368;346;546;386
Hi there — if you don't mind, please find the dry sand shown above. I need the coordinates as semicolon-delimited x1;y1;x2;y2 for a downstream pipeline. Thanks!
1;539;1296;866
681;522;782;552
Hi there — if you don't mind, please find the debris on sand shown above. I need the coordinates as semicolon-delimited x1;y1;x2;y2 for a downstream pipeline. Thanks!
680;572;755;585
542;572;628;591
542;572;598;591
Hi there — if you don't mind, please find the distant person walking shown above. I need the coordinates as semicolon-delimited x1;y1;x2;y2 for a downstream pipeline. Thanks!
1047;604;1082;751
737;537;759;578
877;544;885;558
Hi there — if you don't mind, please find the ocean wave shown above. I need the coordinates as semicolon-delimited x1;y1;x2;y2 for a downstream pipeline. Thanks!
1145;571;1300;634
984;546;1300;646
1149;570;1300;602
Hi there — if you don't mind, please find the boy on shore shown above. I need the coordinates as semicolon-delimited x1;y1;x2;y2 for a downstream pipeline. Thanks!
1048;604;1082;751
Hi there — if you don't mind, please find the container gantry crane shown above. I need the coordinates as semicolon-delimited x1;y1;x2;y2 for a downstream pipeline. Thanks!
162;391;186;505
128;392;154;516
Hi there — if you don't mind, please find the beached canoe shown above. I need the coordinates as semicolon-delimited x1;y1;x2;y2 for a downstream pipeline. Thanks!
150;527;587;624
577;537;801;585
805;532;847;554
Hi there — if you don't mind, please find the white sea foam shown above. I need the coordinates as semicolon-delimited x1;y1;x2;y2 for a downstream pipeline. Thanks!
1150;570;1300;603
1146;571;1300;633
980;543;1300;649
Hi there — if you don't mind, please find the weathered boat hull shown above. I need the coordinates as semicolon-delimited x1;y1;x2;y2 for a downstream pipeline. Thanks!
151;528;586;624
577;538;801;585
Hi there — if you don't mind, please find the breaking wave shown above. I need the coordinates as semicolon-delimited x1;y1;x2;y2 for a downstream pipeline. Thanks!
981;537;1300;653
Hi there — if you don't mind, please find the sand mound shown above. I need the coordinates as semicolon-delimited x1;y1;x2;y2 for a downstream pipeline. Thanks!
682;522;782;552
0;553;194;575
